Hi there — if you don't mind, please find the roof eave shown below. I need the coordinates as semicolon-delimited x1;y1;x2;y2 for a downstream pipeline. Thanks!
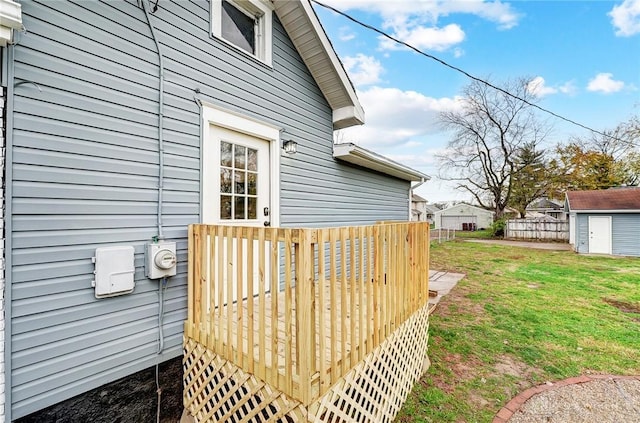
273;0;364;130
0;0;22;46
569;209;640;213
333;143;430;182
333;105;365;130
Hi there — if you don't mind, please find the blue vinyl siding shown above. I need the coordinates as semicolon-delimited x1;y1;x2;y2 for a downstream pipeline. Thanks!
8;0;409;418
575;213;640;256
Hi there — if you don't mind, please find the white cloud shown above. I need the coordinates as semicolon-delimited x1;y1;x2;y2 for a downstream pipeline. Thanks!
379;23;465;52
386;147;448;167
587;73;625;93
321;0;521;51
558;80;577;95
342;54;384;86
322;0;520;30
526;76;558;97
335;86;461;147
609;0;640;36
338;26;356;41
526;77;580;97
453;47;465;58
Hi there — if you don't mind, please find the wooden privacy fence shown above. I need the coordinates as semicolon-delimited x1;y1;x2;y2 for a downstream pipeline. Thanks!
505;218;569;241
184;221;430;406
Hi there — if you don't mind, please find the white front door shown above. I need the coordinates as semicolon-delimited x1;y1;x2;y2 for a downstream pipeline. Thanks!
204;125;271;227
203;124;273;305
588;216;612;254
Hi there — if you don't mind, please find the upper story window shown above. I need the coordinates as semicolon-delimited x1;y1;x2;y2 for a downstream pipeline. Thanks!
212;0;273;66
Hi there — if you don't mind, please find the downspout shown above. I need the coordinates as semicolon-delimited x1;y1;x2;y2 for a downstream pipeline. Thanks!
409;178;427;221
141;0;165;240
4;42;15;423
194;92;203;221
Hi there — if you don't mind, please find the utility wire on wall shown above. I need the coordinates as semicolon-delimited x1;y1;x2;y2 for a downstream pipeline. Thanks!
311;0;639;149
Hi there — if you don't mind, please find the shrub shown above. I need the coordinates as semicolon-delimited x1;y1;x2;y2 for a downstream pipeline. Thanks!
490;218;506;238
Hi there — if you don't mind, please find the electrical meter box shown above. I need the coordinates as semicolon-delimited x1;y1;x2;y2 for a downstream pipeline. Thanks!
92;246;135;298
146;241;177;279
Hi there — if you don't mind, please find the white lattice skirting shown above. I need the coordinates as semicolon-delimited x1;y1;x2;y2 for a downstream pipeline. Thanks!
183;302;430;423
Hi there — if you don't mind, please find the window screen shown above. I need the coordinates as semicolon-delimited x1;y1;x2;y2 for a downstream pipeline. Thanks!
221;0;256;55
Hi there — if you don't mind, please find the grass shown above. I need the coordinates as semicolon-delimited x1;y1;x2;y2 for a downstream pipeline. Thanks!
395;240;640;423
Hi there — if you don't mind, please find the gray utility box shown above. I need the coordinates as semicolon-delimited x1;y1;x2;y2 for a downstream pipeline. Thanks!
145;241;177;279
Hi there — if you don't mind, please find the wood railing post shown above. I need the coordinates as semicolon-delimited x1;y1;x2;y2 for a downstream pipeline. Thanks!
186;224;195;338
193;225;203;340
297;228;314;404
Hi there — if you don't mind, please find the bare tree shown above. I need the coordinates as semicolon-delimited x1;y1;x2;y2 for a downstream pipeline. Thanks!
437;77;550;218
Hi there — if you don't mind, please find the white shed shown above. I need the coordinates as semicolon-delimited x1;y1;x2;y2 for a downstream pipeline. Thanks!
434;204;494;230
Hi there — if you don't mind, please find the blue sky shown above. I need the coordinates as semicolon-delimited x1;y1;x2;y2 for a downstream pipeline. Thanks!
314;0;640;202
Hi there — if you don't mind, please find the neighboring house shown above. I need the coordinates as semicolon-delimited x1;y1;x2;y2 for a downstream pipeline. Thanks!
526;197;567;220
410;195;439;223
434;203;494;230
424;204;440;223
566;187;640;256
411;194;428;221
0;1;429;421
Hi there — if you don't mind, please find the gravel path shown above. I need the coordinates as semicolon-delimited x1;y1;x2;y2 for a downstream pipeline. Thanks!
495;376;640;423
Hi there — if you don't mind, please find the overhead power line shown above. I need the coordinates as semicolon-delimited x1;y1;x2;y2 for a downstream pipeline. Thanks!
312;0;639;148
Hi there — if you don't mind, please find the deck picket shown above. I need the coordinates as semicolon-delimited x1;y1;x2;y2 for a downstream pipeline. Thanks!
257;228;266;381
208;225;216;349
226;226;234;358
270;229;279;378
284;229;293;395
246;227;254;374
329;228;338;385
349;226;357;368
216;225;224;354
236;225;244;368
340;227;348;376
317;229;328;395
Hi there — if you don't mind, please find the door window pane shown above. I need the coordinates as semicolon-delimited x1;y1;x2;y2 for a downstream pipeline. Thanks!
247;148;257;171
234;145;246;169
248;197;257;219
220;168;232;193
247;172;257;195
235;171;246;194
234;196;245;220
220;141;232;167
220;195;232;220
219;141;262;221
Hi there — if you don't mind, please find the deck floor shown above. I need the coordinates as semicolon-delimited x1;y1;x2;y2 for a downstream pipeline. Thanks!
205;279;372;379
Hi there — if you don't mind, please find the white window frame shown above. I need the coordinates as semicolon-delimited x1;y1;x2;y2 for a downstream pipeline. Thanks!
201;103;281;227
211;0;273;66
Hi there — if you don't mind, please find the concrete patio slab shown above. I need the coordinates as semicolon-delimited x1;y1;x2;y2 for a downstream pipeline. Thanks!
428;270;465;311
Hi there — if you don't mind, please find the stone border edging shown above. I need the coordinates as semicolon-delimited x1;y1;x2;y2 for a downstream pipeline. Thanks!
492;374;640;423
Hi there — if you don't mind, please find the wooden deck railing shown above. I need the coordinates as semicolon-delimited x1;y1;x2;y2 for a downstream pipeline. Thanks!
184;222;430;405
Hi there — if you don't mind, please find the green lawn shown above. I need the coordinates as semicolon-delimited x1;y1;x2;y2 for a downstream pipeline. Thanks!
396;240;640;422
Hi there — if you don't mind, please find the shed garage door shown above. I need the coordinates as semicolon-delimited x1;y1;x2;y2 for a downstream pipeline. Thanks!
441;215;477;230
